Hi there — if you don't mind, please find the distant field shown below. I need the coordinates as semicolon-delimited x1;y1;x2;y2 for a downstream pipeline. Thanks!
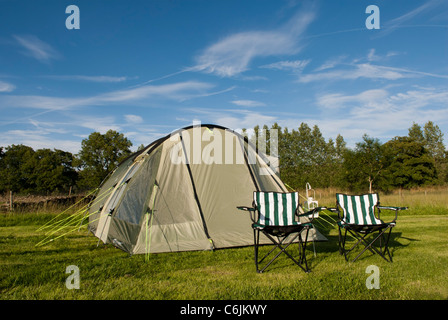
1;187;447;301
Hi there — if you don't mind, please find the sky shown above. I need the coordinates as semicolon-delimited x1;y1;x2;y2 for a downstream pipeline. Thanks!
0;0;447;154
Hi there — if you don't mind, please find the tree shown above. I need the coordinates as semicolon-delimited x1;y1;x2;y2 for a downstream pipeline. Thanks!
0;145;79;195
274;123;346;189
77;130;132;190
423;121;447;183
343;135;384;193
408;121;447;184
382;136;437;189
0;144;35;193
408;122;425;145
29;149;78;194
325;134;347;188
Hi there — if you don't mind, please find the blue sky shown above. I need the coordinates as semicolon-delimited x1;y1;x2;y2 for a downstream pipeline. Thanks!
1;0;447;153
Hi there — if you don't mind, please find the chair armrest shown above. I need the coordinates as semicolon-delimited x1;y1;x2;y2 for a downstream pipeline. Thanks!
237;206;255;212
297;207;327;221
326;207;339;213
237;206;257;223
378;206;408;211
377;206;407;223
326;207;343;221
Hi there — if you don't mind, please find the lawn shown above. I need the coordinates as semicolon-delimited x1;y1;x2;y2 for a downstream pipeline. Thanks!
1;190;448;301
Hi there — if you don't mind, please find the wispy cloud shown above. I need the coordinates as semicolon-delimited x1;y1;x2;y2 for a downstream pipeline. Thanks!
299;63;406;83
379;0;446;37
1;127;81;153
298;49;448;83
316;89;389;110
13;35;60;63
315;86;448;142
0;81;217;112
260;59;310;72
0;80;15;92
125;114;143;124
231;100;266;107
186;107;277;131
44;75;133;83
190;7;315;77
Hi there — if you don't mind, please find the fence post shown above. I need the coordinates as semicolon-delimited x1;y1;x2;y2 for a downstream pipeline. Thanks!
9;191;13;211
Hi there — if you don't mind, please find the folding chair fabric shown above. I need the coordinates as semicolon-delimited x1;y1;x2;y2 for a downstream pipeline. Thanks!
331;193;406;263
238;191;324;273
337;193;383;226
253;192;300;227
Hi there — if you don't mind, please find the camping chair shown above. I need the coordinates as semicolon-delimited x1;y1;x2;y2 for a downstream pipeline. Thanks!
237;191;326;273
327;193;407;262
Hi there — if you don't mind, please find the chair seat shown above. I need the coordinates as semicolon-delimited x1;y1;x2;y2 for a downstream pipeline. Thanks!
338;220;394;233
252;222;312;237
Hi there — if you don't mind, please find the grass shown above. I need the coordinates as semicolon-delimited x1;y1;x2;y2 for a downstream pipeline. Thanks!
1;189;448;300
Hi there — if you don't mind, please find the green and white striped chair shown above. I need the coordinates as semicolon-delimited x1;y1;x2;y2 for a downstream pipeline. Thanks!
328;193;407;262
238;191;325;273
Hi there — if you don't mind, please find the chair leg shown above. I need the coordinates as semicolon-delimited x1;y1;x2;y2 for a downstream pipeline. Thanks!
298;227;311;272
253;229;260;273
253;230;310;273
344;226;394;263
339;226;350;261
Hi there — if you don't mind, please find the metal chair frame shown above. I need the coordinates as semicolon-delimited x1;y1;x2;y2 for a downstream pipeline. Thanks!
238;191;325;273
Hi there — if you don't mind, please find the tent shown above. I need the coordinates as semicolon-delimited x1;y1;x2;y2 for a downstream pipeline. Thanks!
88;124;325;255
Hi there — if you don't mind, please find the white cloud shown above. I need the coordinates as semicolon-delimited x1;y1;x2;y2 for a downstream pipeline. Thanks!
185;108;277;131
314;87;448;143
45;75;132;83
125;114;143;124
379;0;444;37
317;89;389;110
231;100;266;107
0;81;217;112
299;63;406;83
301;48;448;83
1;128;81;153
260;59;310;72
13;35;60;63
313;55;348;72
191;8;315;77
0;80;15;92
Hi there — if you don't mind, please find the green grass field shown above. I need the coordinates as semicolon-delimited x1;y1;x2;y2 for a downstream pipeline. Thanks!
1;189;448;300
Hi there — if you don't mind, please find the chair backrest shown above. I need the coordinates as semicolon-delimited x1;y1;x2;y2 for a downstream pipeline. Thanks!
336;193;382;225
253;192;299;226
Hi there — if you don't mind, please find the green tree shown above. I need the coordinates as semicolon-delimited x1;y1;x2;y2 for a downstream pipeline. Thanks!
408;122;425;145
423;121;447;183
77;130;133;190
29;149;78;194
0;144;35;193
274;123;346;189
343;135;384;193
382;136;437;189
408;121;447;184
325;134;347;188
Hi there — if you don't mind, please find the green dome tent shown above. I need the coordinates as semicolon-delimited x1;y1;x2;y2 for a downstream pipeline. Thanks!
88;124;325;255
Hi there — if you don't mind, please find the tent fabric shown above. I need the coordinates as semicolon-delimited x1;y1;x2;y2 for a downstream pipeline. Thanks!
88;124;326;255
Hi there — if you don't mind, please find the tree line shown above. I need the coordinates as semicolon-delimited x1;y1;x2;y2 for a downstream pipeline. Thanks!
248;121;447;192
0;121;446;195
0;130;132;195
